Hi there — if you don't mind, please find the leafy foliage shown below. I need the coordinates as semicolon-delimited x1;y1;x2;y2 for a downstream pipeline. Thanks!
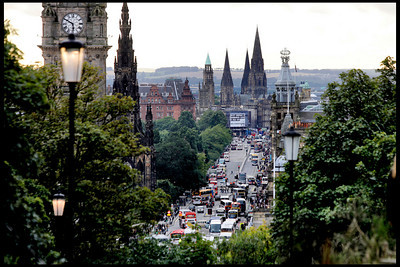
154;110;231;200
218;225;276;264
200;124;232;162
3;20;62;264
197;109;228;132
271;57;396;264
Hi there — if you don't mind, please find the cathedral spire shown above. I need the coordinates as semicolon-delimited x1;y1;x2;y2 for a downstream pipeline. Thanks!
221;50;233;87
221;49;234;106
252;27;263;70
241;49;250;94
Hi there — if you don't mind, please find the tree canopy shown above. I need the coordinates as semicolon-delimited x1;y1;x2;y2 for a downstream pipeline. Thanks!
3;21;169;263
271;57;396;264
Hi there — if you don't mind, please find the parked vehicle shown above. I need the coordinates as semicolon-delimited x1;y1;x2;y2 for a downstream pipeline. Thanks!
170;229;185;245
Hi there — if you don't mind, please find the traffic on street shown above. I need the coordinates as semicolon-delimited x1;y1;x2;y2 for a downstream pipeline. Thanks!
149;133;273;244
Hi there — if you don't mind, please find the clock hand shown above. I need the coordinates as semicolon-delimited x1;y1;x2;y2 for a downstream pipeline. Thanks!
64;18;74;25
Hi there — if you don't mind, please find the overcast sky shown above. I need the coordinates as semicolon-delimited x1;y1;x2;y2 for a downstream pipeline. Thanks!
4;2;396;70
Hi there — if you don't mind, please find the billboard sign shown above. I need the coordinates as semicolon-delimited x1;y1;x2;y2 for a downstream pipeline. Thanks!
229;111;248;128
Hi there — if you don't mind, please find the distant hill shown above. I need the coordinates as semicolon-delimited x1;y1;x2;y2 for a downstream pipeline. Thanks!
107;66;378;94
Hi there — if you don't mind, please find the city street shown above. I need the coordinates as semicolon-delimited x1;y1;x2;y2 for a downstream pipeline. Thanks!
163;145;264;238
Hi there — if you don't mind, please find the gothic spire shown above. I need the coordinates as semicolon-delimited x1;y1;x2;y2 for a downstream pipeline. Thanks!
221;49;233;87
241;49;250;93
120;2;131;37
251;27;264;72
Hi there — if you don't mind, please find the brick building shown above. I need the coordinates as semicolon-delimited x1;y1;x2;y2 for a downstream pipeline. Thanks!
139;78;196;121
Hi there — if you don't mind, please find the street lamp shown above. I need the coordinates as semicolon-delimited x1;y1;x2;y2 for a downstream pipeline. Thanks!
59;33;85;263
282;126;300;263
283;126;301;161
59;34;85;83
52;193;66;216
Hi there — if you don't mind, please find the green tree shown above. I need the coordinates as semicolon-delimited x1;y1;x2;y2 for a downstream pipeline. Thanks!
271;57;396;264
197;109;228;131
176;110;197;129
155;134;202;192
218;225;276;264
200;124;232;163
3;20;62;264
24;62;169;263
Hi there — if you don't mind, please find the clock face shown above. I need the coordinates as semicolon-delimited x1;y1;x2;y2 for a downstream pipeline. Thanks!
62;13;83;34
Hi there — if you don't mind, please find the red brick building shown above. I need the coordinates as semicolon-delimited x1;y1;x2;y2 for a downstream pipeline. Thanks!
139;78;196;121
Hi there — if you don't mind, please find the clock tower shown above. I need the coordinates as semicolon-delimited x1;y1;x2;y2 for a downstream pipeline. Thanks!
38;3;111;95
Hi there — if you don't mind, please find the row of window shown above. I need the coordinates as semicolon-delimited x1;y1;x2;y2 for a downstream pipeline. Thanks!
140;98;173;104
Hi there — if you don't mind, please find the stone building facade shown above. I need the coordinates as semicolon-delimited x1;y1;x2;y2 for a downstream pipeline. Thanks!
39;2;111;95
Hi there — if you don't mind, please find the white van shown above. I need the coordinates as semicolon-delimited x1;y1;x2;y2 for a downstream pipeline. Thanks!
224;154;230;162
221;220;235;234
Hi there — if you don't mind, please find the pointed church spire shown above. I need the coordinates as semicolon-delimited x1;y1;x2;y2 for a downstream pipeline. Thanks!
221;50;234;106
221;49;233;87
241;49;250;94
252;27;262;65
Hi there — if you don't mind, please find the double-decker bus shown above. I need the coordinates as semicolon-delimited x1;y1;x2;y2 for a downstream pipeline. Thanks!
251;153;259;166
185;211;197;226
200;188;213;199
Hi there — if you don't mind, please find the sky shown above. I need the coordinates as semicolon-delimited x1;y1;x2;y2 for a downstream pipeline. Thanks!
4;2;396;71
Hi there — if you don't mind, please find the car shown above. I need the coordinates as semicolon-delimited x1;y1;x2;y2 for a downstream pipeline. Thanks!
197;206;204;213
188;204;196;212
214;194;221;201
228;181;236;188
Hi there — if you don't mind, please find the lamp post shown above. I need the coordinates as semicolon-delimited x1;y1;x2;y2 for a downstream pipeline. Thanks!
52;192;65;253
59;33;85;263
52;193;66;216
282;126;300;263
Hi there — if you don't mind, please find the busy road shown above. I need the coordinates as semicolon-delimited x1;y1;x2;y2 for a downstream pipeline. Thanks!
152;135;271;243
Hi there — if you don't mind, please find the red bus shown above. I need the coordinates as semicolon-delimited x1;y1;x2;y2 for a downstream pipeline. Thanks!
185;211;197;226
170;229;185;245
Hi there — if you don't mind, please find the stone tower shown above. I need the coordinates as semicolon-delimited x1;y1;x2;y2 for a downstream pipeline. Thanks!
247;27;267;98
270;48;300;156
38;2;111;95
180;78;197;118
199;53;214;114
220;50;234;107
112;2;142;135
112;3;156;191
